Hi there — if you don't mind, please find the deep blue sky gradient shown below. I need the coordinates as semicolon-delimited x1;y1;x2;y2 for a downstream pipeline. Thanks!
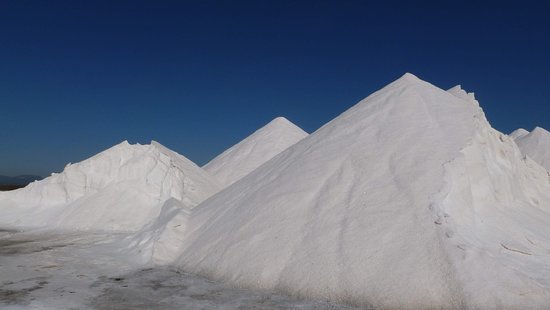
1;1;549;176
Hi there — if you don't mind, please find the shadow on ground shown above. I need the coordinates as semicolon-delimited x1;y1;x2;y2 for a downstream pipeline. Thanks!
89;267;357;310
0;235;67;255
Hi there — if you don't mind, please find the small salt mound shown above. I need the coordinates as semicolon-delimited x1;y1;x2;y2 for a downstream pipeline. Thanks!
0;141;221;231
514;127;550;171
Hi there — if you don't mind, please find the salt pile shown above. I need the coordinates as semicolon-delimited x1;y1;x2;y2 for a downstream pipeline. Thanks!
164;73;550;308
0;141;221;231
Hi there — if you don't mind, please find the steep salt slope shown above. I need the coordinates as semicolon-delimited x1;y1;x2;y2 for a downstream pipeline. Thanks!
169;73;550;308
514;127;550;171
0;141;221;231
203;117;308;187
124;197;194;265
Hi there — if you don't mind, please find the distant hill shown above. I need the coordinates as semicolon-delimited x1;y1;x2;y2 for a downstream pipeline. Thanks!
0;175;42;186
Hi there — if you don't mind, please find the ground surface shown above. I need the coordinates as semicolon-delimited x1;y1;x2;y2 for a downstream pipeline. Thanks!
0;229;360;309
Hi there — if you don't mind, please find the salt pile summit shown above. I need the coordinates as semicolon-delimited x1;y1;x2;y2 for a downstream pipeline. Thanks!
203;117;308;187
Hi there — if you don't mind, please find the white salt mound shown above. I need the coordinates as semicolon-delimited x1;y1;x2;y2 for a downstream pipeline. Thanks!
165;73;550;308
0;141;221;231
513;126;550;171
203;117;308;187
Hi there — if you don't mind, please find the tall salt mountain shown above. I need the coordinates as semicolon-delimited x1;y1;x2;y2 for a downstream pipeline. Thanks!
161;73;550;308
203;117;308;187
0;141;221;231
511;127;550;171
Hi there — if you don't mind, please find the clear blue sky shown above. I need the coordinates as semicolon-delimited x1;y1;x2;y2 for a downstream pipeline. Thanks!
1;1;549;176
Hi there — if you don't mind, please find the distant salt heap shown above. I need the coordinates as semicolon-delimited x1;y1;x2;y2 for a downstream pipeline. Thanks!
512;127;550;171
162;73;550;308
0;141;221;231
510;128;530;140
203;117;308;187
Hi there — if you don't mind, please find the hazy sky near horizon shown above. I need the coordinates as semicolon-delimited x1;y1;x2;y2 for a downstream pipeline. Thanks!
1;1;549;176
